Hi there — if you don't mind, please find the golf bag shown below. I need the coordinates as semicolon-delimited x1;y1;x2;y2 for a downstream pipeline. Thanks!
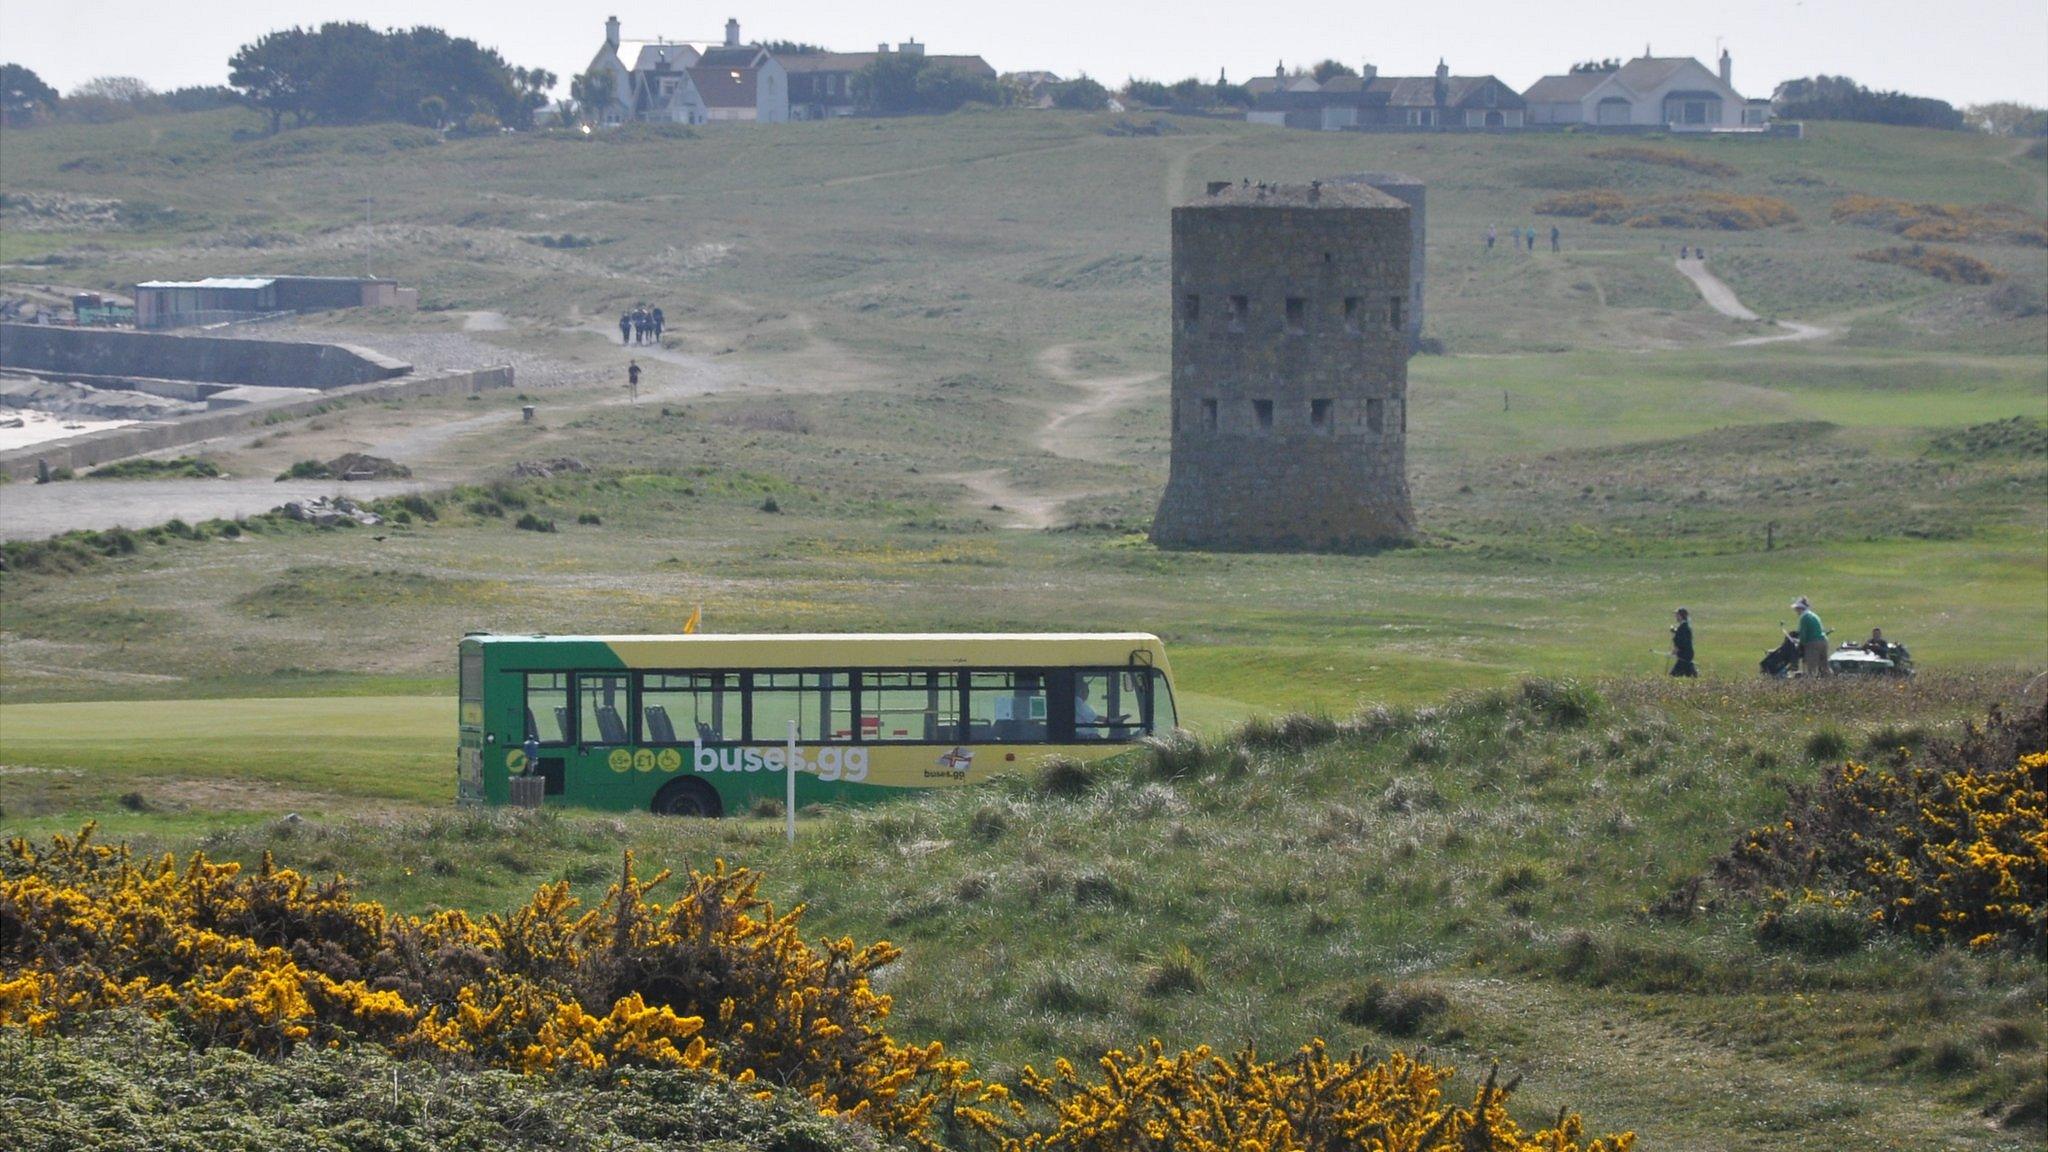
1760;635;1802;678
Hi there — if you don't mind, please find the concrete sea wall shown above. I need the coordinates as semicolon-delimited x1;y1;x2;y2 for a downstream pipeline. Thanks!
0;324;411;390
0;366;513;481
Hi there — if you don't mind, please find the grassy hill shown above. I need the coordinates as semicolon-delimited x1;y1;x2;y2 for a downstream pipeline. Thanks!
0;106;2043;1150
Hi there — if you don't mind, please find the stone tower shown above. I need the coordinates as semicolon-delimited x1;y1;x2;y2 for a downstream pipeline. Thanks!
1151;180;1415;551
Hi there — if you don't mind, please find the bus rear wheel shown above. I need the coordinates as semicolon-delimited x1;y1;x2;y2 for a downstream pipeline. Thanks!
651;778;722;818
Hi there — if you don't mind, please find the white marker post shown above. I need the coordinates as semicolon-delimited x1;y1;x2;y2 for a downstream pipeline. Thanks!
786;719;798;844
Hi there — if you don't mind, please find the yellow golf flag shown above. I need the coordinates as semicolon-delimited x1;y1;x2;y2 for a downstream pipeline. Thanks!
682;605;702;634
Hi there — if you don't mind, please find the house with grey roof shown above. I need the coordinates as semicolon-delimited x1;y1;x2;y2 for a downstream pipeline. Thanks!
1247;62;1525;131
1523;50;1771;129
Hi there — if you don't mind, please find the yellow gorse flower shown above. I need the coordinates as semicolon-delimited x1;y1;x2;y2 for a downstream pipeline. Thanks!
0;825;1630;1152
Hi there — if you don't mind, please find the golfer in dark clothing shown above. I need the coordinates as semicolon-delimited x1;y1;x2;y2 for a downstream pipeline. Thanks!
1670;608;1697;677
626;359;641;402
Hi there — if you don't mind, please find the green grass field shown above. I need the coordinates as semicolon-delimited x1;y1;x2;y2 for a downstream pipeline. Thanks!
1;107;2044;1149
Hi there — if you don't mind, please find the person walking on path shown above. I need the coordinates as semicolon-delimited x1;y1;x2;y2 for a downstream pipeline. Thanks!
1550;225;1560;252
1486;225;1497;251
1526;228;1535;252
618;312;632;345
1791;597;1829;676
651;306;665;342
1669;608;1697;677
626;359;641;403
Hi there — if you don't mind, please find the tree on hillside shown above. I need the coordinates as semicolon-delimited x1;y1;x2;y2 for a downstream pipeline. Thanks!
1169;77;1211;110
227;23;547;134
1570;58;1620;74
68;75;155;102
229;27;318;132
1051;75;1109;111
1966;101;2047;136
1311;60;1358;83
914;64;1005;111
566;66;615;126
763;41;827;56
1123;78;1170;108
854;55;1003;114
1773;75;1964;130
0;63;59;123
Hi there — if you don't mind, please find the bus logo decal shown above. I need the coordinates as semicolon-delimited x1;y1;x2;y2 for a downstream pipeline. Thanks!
608;749;633;773
692;740;868;783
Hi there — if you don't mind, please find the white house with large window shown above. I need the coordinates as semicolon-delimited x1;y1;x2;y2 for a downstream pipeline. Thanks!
1524;50;1770;130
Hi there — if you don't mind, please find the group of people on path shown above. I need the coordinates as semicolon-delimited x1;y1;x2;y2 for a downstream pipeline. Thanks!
619;305;665;346
1486;225;1561;253
1667;596;1895;678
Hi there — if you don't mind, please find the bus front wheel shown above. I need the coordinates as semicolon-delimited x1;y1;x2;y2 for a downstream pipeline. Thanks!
651;778;722;818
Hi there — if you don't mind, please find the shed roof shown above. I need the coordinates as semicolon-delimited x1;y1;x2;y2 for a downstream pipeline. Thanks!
134;277;275;290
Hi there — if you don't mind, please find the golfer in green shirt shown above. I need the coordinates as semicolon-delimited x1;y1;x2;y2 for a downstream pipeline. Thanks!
1791;597;1828;677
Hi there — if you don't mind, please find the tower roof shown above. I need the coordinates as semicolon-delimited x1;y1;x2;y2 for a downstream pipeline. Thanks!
1190;181;1406;210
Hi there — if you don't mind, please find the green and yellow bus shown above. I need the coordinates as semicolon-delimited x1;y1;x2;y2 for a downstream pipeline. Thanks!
458;633;1179;815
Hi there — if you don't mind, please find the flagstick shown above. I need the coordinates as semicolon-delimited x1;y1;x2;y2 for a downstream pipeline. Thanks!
786;719;798;845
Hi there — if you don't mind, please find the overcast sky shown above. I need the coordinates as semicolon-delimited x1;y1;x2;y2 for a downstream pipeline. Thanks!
4;1;2045;107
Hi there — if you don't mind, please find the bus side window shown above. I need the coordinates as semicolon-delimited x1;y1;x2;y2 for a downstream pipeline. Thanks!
748;672;853;742
525;673;569;744
578;674;631;745
861;671;961;742
640;672;740;743
968;672;1047;743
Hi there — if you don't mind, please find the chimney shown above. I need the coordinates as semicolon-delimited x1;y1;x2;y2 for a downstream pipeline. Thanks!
724;18;740;48
1362;63;1378;83
605;15;620;49
879;42;891;53
1435;58;1449;81
1719;48;1732;86
898;38;924;58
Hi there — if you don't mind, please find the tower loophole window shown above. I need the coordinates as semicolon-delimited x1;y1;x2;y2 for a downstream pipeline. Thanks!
1366;398;1385;434
1227;294;1248;332
1310;398;1332;430
1181;293;1199;329
1389;296;1405;331
1200;398;1218;430
1343;296;1361;333
1253;399;1274;430
1284;296;1306;334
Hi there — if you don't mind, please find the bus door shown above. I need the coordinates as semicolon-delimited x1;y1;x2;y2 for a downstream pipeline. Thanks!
575;672;634;787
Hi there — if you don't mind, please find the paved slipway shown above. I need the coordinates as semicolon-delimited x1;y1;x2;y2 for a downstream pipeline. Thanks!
1674;257;1832;346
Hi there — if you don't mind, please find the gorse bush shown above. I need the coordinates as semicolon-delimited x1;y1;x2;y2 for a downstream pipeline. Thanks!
0;829;1005;1148
1714;701;2048;950
1831;194;2048;247
1006;1043;1630;1152
1855;244;2003;284
0;825;1632;1151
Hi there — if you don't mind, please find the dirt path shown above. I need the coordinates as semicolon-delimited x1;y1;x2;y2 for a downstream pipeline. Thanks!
1163;139;1224;209
936;344;1160;529
1674;258;1832;346
1997;138;2048;216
